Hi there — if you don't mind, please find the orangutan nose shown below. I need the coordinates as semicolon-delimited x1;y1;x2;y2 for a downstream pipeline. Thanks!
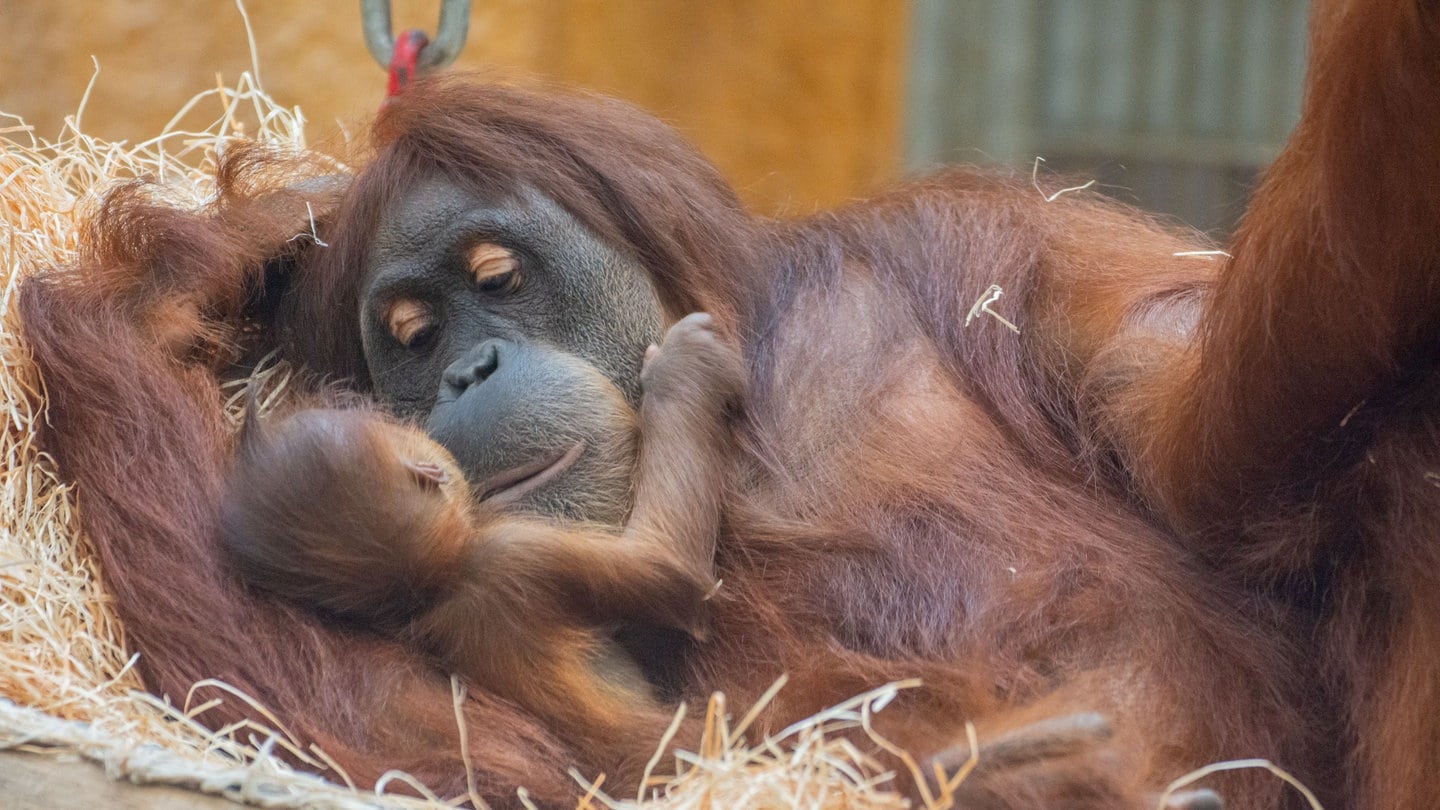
442;339;505;395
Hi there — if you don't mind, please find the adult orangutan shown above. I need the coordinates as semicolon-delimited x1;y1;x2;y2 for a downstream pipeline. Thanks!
18;1;1440;807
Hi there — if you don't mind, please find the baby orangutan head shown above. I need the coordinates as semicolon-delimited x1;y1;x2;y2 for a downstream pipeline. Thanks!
221;406;475;630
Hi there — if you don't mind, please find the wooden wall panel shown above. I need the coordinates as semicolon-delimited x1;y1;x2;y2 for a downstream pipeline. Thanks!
0;1;907;213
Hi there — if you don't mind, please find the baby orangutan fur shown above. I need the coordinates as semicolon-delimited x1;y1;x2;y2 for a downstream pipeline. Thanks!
220;313;742;768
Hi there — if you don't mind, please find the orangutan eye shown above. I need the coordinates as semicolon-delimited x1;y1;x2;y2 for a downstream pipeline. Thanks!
386;300;437;349
468;243;521;294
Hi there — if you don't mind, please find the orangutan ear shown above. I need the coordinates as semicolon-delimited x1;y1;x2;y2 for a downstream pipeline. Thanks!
402;459;451;491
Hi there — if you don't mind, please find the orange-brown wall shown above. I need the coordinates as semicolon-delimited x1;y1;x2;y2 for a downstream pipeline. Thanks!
0;1;908;213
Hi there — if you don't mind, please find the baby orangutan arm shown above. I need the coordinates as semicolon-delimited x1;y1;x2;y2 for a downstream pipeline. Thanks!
545;311;743;629
629;313;743;587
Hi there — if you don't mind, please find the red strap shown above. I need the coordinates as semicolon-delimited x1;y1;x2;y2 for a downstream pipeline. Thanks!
387;29;430;98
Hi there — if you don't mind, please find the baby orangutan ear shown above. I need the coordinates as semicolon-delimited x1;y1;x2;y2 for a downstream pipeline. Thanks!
404;458;451;490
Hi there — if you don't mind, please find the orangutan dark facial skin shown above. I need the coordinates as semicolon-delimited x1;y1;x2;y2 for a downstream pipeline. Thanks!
361;175;664;525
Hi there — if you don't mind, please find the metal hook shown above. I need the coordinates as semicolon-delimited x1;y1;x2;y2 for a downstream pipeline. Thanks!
361;0;471;71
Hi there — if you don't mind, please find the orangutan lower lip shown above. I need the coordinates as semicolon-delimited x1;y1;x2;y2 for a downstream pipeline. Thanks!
476;442;585;504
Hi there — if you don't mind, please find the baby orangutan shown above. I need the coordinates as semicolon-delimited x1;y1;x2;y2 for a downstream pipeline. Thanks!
220;314;742;764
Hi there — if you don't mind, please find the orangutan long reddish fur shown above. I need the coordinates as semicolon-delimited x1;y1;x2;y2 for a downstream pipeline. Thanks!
19;2;1440;807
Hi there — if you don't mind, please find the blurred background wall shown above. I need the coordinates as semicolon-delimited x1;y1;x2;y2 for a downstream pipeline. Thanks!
0;0;1305;231
908;0;1308;234
0;0;908;216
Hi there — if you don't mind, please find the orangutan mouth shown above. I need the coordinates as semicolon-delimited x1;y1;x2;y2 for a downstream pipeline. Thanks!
477;442;585;504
